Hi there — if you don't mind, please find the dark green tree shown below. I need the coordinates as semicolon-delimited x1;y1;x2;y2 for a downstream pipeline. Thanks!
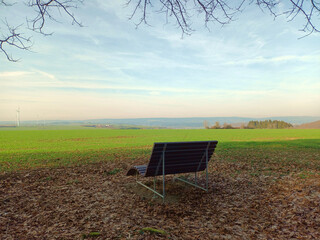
247;120;292;129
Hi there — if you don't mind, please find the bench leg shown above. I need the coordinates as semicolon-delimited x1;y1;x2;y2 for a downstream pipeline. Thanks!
153;177;156;198
162;172;165;201
136;180;164;199
175;174;208;192
206;166;209;191
135;174;165;201
205;164;208;190
175;161;209;192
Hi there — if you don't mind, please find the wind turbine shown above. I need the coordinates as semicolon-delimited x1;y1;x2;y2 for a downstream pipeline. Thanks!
16;107;20;127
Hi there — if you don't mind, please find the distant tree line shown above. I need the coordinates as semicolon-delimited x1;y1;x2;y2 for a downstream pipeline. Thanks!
204;121;236;129
204;120;293;129
247;120;293;129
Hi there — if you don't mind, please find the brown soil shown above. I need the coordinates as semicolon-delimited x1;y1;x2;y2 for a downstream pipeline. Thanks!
0;159;319;239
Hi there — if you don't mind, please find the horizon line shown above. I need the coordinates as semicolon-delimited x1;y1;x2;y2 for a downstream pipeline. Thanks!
1;115;319;122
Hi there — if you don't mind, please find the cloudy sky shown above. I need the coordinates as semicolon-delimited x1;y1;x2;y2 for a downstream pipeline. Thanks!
0;1;319;121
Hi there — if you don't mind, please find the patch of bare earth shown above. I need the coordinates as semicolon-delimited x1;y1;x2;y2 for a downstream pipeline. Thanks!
0;155;319;239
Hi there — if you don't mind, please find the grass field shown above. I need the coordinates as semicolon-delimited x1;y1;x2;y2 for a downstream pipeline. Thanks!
0;127;319;173
1;127;320;239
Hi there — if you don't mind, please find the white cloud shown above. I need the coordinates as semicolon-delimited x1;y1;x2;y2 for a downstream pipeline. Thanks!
34;70;56;80
225;54;320;66
0;71;32;78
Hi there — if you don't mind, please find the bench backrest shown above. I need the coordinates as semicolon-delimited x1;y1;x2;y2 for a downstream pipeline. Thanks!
144;141;218;177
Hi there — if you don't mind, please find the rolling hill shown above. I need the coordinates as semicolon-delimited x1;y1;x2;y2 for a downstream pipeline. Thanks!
295;120;320;129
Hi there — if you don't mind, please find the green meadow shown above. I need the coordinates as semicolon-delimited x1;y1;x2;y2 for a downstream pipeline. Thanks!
0;127;319;173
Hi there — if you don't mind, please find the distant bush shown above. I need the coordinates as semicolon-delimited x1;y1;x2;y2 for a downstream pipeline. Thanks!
205;121;236;129
223;124;234;129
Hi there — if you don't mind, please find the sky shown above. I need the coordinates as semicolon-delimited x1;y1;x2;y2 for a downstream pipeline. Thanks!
0;0;319;121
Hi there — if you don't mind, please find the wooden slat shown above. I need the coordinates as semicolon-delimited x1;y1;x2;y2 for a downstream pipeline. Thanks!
145;164;207;177
147;149;215;167
147;156;213;167
126;165;147;176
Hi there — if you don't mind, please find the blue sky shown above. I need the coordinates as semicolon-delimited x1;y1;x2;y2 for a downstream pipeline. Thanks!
0;1;319;121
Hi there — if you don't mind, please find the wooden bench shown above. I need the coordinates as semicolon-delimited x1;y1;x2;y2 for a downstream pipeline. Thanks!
127;141;218;201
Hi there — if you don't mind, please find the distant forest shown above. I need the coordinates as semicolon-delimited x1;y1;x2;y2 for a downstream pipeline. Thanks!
204;120;293;129
247;120;293;129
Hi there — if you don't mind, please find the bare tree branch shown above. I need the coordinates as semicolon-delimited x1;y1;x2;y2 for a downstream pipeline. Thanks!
0;20;33;62
127;0;242;35
26;0;83;34
0;0;16;6
0;0;83;61
286;0;320;37
1;0;319;62
127;0;320;37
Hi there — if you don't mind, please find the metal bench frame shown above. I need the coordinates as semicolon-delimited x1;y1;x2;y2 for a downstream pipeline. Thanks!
128;141;217;202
